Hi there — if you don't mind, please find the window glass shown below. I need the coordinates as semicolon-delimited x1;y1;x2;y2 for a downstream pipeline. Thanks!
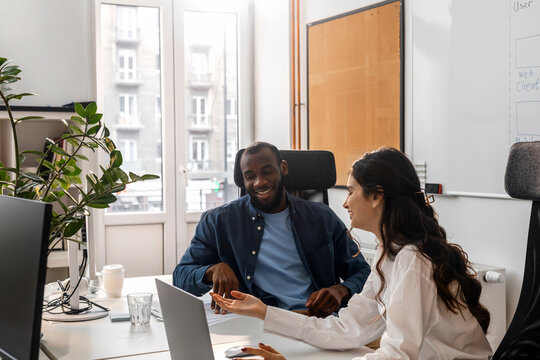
184;11;239;211
101;4;163;212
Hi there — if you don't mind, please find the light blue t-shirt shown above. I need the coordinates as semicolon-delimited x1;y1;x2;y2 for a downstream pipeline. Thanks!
252;208;316;310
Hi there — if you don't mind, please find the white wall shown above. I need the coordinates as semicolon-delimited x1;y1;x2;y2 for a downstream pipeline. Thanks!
254;0;526;327
0;0;94;107
252;1;291;148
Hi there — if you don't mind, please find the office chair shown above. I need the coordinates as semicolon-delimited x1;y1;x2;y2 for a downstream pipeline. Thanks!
492;141;540;359
233;149;336;205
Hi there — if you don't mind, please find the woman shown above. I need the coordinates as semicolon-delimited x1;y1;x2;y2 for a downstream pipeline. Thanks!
212;147;492;359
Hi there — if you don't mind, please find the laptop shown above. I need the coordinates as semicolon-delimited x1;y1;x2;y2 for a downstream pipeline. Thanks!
156;279;215;360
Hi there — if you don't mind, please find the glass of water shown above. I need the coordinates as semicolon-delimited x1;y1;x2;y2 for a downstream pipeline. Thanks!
127;292;153;326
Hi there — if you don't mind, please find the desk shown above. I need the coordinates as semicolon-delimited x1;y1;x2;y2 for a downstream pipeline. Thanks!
41;276;371;360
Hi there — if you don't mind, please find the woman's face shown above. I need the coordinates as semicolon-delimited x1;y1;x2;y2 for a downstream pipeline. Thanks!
343;174;383;235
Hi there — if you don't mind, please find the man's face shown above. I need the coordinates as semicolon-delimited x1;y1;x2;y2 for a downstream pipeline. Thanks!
240;147;288;213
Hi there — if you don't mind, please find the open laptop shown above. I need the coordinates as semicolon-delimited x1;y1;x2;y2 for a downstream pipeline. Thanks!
156;279;215;360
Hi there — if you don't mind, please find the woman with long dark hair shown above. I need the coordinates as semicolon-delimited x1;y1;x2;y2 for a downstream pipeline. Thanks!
212;147;492;359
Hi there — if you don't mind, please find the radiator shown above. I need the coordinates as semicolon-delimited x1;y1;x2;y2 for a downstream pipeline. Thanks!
360;249;506;352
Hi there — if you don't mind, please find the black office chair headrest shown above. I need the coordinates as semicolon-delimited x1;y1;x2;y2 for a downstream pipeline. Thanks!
504;141;540;201
234;149;336;191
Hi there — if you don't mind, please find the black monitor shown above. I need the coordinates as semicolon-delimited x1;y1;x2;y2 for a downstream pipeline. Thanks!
0;195;51;360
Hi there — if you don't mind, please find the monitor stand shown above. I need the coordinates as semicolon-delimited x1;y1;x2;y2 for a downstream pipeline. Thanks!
42;302;108;322
42;242;109;322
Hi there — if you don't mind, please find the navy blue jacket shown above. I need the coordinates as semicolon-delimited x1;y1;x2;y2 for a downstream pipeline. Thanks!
173;194;371;307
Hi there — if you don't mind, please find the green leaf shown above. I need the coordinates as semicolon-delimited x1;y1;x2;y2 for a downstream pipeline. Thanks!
100;166;115;185
65;137;79;147
141;174;160;180
85;103;97;117
0;75;21;84
74;154;89;161
113;168;129;183
88;124;101;136
102;126;110;137
50;146;70;157
104;138;116;152
41;159;56;171
0;58;8;68
87;113;102;125
109;150;123;167
57;177;70;190
87;203;109;209
86;174;103;193
21;150;45;156
70;115;86;125
87;142;99;149
111;184;126;193
2;66;21;76
17;115;44;122
129;172;141;181
63;218;85;237
6;92;35;101
17;153;25;164
69;124;84;136
74;103;86;117
21;172;43;182
42;194;57;202
67;175;82;184
93;193;117;204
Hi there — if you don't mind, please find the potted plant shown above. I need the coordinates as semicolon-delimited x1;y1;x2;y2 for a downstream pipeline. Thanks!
0;57;159;252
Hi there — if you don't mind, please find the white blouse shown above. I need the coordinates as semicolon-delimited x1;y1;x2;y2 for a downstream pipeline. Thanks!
264;245;492;359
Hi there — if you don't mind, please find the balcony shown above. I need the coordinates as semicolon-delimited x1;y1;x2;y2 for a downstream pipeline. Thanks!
115;27;140;44
188;73;214;88
187;159;212;172
187;115;213;132
116;115;144;131
115;74;144;87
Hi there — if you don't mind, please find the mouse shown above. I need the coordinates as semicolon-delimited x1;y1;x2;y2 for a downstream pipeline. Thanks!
224;345;255;358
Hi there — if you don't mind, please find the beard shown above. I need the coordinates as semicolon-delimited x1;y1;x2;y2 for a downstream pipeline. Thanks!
249;179;285;213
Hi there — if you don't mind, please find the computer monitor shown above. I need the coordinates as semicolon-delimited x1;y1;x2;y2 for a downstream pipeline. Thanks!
0;195;51;360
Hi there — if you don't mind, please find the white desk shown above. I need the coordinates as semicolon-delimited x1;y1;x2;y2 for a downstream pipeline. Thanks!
40;276;371;360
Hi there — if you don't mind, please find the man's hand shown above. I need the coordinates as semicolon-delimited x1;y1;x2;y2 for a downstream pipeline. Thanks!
204;262;239;314
305;284;350;318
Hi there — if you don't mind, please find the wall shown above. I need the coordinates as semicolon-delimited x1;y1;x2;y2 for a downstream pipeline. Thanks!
0;0;94;107
252;1;291;148
252;0;526;326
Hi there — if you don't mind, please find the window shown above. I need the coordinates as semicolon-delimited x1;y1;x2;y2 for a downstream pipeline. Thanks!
155;96;162;123
190;136;208;162
120;139;138;161
119;94;137;124
184;11;239;211
226;140;237;161
192;96;208;126
101;4;163;212
118;49;136;80
190;52;208;75
226;97;237;117
117;6;137;40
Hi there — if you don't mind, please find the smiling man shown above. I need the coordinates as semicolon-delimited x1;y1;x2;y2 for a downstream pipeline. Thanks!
173;142;370;317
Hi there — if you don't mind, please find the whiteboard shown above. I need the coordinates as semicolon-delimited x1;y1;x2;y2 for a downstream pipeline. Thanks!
411;0;540;196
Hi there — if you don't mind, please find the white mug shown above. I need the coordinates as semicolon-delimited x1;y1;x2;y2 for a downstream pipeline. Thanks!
102;264;125;297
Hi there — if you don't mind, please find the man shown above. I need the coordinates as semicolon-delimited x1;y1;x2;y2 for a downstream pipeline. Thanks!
173;142;370;317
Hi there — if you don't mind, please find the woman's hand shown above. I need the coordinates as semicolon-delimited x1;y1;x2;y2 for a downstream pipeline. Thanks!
236;343;286;360
210;290;267;320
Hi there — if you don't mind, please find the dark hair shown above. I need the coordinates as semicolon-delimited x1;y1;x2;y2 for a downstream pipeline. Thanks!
351;147;490;333
244;141;282;165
